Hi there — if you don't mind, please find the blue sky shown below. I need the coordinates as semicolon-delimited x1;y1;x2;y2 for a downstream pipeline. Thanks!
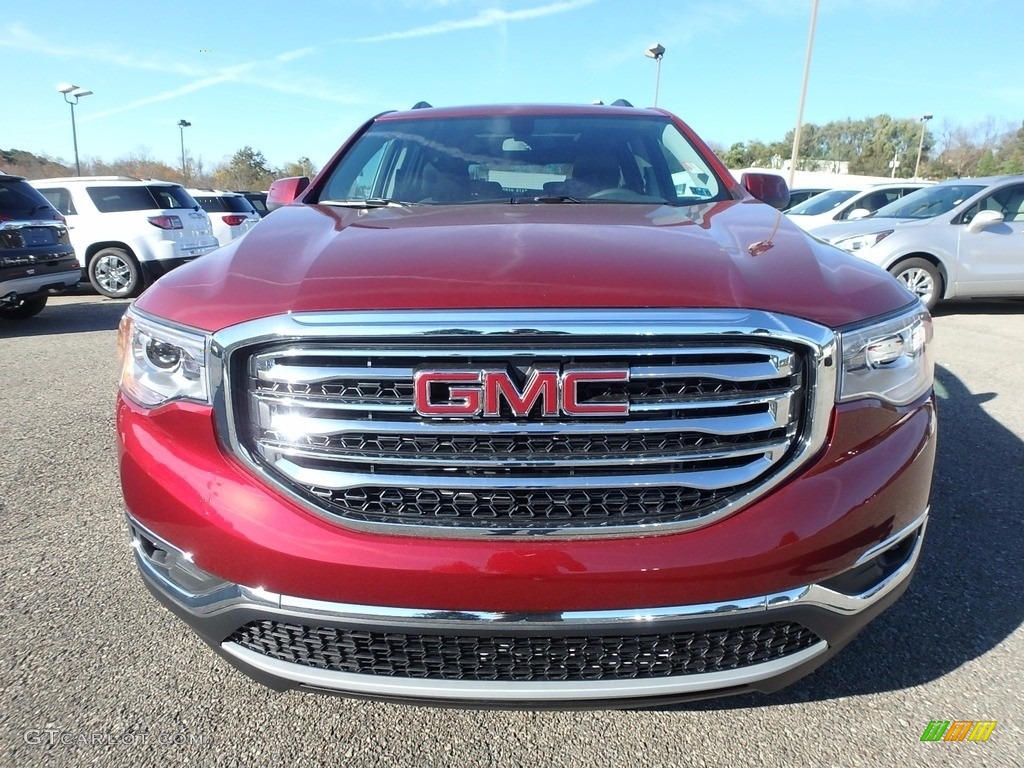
2;0;1021;173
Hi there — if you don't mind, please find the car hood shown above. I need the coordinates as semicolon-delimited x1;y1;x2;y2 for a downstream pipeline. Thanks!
811;217;923;244
136;200;915;332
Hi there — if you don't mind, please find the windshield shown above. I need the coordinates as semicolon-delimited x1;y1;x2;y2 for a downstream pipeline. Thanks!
871;183;985;219
786;188;859;215
316;114;730;206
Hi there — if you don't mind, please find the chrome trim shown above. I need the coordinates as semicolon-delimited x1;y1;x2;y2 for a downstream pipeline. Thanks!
198;309;838;539
630;355;794;382
258;406;793;437
852;509;928;567
270;454;782;491
258;436;792;469
252;391;414;414
129;507;927;627
222;641;828;702
0;219;67;230
799;509;929;614
256;363;411;384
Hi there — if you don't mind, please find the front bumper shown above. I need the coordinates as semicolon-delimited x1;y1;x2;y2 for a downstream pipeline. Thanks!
128;510;927;707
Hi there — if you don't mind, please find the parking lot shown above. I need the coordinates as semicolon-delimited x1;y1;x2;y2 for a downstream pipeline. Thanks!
2;291;1022;767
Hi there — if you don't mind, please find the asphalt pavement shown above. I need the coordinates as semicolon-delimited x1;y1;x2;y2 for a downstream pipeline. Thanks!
1;291;1021;768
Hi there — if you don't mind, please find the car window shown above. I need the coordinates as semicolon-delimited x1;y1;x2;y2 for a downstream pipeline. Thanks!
87;186;160;212
0;178;57;218
786;189;859;215
246;196;269;215
87;185;196;212
192;196;224;213
148;185;197;209
37;187;76;216
195;195;257;214
874;184;985;219
318;114;728;206
961;183;1024;224
222;196;256;214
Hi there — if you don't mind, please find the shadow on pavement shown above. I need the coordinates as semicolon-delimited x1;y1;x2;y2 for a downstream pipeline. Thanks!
670;363;1023;709
0;290;130;338
932;298;1024;317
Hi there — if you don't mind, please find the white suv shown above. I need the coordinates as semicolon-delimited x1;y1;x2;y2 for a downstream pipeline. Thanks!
785;181;932;232
30;177;219;298
187;189;260;246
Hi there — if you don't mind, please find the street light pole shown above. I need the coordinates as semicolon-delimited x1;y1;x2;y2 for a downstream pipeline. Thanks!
914;113;933;180
178;120;192;183
788;0;819;188
57;84;93;176
645;43;665;107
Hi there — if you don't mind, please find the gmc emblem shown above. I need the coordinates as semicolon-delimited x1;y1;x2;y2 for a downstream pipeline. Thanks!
414;368;630;417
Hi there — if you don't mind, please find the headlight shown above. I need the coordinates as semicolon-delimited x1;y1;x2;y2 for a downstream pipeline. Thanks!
838;306;933;405
832;230;893;252
118;309;210;407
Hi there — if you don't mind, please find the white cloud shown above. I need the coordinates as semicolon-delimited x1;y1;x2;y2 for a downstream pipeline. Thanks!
0;22;203;77
344;0;596;43
276;47;318;63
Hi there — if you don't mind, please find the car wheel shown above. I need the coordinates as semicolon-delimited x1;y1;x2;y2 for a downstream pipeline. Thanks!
0;294;48;320
890;257;942;311
89;248;141;298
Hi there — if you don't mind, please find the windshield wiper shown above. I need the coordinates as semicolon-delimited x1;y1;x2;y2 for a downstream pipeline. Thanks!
517;195;585;204
318;198;409;208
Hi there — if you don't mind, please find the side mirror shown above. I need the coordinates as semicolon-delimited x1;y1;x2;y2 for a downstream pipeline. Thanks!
847;208;872;220
966;209;1004;233
740;172;789;210
267;176;310;211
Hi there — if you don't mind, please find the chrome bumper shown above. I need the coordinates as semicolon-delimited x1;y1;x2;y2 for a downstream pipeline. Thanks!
127;510;927;705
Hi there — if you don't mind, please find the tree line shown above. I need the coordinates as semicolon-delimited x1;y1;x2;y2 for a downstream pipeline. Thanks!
5;113;1024;186
714;115;1024;179
1;146;317;191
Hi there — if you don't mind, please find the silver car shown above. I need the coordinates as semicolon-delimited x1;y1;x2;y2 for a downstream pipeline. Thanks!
813;175;1024;310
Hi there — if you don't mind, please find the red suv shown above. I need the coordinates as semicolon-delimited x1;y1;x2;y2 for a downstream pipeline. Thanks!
117;103;935;707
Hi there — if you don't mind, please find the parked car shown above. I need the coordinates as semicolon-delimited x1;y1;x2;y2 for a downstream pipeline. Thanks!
118;102;934;708
187;189;260;246
786;182;931;232
784;187;831;210
0;173;79;319
813;175;1024;310
30;177;219;298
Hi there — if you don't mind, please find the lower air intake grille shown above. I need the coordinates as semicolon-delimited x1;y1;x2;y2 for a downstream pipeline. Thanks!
228;620;821;681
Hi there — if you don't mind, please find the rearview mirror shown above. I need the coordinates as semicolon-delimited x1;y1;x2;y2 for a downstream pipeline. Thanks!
966;209;1004;233
847;208;871;220
267;176;310;211
740;172;789;210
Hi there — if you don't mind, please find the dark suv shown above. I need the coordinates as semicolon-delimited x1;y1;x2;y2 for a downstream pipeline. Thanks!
0;173;79;320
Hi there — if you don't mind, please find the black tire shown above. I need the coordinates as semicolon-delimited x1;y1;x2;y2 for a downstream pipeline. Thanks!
89;247;142;298
890;257;943;312
0;294;48;320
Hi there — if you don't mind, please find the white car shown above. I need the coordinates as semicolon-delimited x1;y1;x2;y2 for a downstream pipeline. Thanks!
785;182;931;232
30;177;218;298
187;189;261;246
813;175;1024;310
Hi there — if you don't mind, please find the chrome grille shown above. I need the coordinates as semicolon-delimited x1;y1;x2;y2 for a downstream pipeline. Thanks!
222;311;833;537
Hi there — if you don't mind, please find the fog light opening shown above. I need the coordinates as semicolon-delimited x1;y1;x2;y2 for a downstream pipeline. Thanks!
820;530;920;597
